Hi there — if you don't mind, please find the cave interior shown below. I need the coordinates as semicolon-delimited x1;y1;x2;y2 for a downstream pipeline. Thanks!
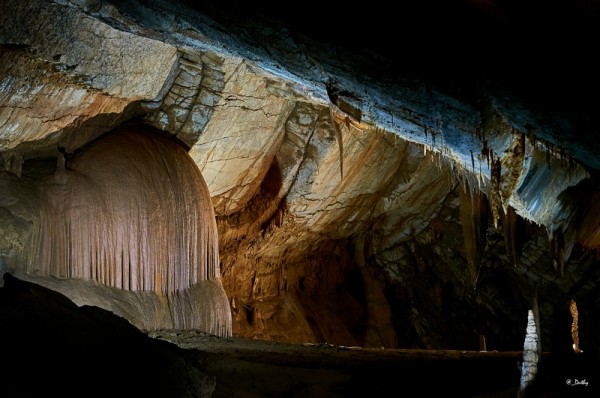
0;0;599;396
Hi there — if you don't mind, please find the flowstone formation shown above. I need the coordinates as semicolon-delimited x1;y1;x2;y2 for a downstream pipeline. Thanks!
6;123;232;335
32;125;220;294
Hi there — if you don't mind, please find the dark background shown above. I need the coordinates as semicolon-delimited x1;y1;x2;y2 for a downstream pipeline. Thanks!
189;0;600;113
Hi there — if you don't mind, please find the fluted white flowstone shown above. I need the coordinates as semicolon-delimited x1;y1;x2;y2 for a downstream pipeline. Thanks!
29;124;232;334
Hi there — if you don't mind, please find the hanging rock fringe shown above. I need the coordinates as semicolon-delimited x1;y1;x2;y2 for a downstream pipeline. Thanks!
29;125;231;335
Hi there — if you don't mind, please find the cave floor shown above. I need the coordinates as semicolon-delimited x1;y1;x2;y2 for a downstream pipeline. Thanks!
0;273;597;397
148;330;598;398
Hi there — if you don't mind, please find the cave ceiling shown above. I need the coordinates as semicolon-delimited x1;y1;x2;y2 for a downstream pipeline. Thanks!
1;0;599;350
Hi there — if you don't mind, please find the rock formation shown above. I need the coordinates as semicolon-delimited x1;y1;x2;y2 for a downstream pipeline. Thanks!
27;124;231;333
519;309;539;396
0;0;599;356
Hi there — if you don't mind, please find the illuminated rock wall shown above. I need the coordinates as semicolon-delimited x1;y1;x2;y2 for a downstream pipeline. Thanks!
1;0;599;350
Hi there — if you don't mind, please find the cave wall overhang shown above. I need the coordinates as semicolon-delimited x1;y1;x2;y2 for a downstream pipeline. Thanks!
2;0;597;254
1;0;599;349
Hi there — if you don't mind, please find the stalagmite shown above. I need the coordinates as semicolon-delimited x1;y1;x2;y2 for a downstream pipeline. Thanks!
570;299;581;353
518;310;539;397
29;123;232;335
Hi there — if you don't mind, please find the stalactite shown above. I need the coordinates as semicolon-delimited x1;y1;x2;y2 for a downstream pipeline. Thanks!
470;150;475;172
499;131;526;208
549;228;567;275
29;124;232;335
329;104;345;181
503;206;527;267
260;199;287;237
490;157;501;228
327;102;369;182
459;182;488;288
481;140;490;169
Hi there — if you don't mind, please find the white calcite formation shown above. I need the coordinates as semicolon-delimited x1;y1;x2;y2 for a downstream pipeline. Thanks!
519;310;539;393
26;124;232;335
31;126;220;293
